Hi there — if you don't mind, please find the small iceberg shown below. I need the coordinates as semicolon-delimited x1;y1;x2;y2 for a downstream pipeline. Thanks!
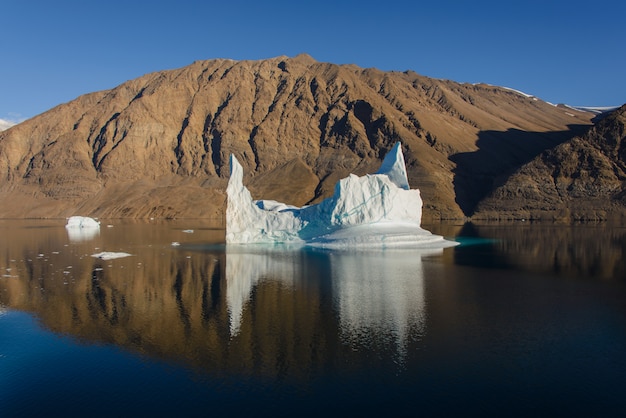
226;143;458;249
65;216;100;242
65;216;100;229
91;252;133;260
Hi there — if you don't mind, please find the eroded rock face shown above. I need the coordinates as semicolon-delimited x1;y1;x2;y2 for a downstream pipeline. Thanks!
475;105;626;221
0;54;594;219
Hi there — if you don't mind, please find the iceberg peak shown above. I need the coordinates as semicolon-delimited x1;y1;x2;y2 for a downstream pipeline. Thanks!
375;142;410;190
226;155;305;245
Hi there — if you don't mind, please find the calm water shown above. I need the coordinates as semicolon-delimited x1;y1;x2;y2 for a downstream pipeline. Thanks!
1;220;625;417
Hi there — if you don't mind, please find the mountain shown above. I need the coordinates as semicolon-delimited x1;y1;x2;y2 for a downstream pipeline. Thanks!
475;104;626;221
0;54;595;220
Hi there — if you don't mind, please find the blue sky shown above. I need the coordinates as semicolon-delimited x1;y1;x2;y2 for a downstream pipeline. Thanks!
1;0;625;123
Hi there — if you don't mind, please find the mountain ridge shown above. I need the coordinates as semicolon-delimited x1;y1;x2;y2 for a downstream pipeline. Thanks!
0;55;600;220
476;104;626;221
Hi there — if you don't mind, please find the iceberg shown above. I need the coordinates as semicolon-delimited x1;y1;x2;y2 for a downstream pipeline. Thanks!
91;252;133;260
65;216;100;229
65;216;100;242
226;143;458;249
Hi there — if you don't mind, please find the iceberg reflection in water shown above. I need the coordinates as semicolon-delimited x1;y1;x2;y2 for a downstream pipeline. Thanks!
226;247;302;336
330;249;438;359
3;221;626;416
226;245;440;356
65;223;100;242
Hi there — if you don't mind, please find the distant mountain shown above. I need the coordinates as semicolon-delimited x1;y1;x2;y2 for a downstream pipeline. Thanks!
0;54;596;220
476;105;626;221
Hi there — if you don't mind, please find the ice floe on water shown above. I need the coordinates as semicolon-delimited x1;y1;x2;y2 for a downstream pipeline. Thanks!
306;222;454;250
91;252;133;260
65;216;100;242
226;143;458;249
65;216;100;229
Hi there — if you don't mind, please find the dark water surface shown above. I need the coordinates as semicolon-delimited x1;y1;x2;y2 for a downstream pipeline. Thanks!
1;220;625;417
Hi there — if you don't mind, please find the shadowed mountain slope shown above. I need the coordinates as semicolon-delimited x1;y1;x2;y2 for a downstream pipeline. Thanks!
475;105;626;221
0;54;594;219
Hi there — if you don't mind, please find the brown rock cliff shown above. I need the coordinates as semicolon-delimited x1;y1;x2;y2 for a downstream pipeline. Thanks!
476;105;626;221
0;54;594;219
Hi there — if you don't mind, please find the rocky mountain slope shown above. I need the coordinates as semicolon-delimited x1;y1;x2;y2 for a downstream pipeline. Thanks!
0;54;595;220
476;104;626;221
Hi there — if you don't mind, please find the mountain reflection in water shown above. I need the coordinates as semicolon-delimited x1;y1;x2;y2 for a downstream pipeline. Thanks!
0;220;441;377
2;220;626;416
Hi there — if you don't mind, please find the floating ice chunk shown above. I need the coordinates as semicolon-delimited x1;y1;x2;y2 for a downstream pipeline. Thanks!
226;143;458;248
66;216;100;242
91;252;132;260
306;222;457;250
65;216;100;229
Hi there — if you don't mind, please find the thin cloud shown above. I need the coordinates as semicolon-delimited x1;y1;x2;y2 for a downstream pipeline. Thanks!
0;114;27;131
0;118;17;131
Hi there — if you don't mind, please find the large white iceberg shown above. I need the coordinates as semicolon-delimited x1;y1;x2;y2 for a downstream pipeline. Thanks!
226;143;458;249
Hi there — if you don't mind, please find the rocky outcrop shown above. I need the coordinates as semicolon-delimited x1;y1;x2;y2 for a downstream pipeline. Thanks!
0;54;594;219
475;105;626;221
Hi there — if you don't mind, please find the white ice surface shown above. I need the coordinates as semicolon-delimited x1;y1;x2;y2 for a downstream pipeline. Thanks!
91;252;133;260
226;143;458;249
306;222;454;250
65;216;100;229
65;216;101;242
